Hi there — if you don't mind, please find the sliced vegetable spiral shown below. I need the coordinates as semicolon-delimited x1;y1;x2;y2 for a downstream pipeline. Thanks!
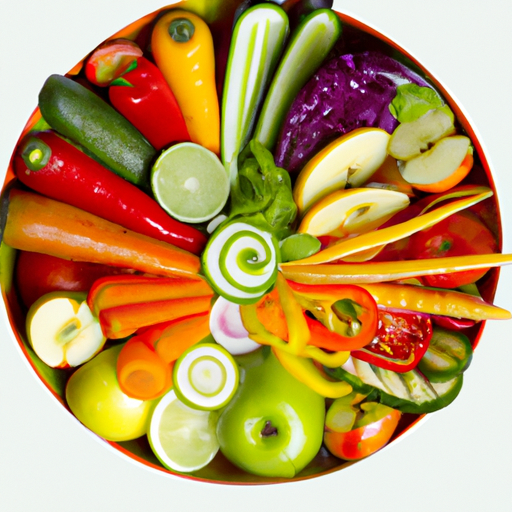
202;221;279;304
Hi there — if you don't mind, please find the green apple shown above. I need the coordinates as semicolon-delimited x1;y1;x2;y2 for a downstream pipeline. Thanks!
216;347;325;478
65;344;156;442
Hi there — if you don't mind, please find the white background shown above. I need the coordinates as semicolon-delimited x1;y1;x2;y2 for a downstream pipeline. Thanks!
1;1;512;510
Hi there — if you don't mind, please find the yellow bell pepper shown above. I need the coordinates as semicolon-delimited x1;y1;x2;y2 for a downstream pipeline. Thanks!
151;9;220;154
272;347;352;399
280;253;512;284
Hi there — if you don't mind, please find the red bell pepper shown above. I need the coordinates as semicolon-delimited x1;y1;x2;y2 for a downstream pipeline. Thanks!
287;281;379;351
13;130;206;254
86;39;190;150
351;308;433;373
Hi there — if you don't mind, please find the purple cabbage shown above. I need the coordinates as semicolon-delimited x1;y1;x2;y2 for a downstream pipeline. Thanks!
274;51;432;173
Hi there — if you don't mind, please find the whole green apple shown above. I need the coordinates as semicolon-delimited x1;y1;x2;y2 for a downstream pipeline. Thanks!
216;346;325;478
66;344;156;442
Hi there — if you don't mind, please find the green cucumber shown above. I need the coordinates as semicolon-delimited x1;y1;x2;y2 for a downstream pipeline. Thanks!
221;3;289;183
253;8;342;151
352;358;462;414
38;74;156;189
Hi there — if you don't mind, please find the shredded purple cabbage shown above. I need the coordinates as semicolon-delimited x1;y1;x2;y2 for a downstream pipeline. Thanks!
274;51;432;173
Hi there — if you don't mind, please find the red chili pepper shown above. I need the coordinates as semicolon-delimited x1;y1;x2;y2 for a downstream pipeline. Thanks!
109;57;190;150
13;130;207;254
351;308;433;372
85;39;190;151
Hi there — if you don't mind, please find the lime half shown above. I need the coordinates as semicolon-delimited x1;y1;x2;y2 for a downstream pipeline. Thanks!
148;389;220;473
151;142;230;223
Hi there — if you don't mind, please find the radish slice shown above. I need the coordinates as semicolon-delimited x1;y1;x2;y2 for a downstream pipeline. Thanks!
173;343;239;410
210;296;261;355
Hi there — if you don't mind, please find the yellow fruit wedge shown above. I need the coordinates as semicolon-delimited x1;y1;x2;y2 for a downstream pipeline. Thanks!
298;187;410;239
293;128;390;215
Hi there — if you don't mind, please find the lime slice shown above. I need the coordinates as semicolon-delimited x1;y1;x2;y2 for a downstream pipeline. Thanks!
173;343;239;410
148;389;220;473
151;142;230;223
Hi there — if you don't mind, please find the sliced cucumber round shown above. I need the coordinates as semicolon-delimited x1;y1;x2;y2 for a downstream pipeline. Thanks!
253;8;342;151
221;3;289;183
173;343;239;411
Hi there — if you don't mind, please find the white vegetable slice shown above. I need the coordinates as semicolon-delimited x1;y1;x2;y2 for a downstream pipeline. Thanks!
173;343;239;410
209;296;261;355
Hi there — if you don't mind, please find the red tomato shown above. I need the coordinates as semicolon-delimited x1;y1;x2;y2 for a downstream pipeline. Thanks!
405;210;497;288
324;403;401;461
15;251;127;308
352;308;432;372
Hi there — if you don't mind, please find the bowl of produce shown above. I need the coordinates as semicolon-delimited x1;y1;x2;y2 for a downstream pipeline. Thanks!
1;0;511;485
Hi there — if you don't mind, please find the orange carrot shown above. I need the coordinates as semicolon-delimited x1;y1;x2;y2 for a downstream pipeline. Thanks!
3;189;201;278
100;295;213;339
154;312;211;364
87;274;212;317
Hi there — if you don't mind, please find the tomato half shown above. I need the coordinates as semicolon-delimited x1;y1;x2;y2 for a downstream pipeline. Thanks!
351;308;432;372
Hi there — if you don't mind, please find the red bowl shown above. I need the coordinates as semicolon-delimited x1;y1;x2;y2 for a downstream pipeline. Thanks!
0;0;503;485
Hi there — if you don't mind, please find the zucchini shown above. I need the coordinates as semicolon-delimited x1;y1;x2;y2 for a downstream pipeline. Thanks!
38;74;156;189
253;8;342;152
221;3;289;184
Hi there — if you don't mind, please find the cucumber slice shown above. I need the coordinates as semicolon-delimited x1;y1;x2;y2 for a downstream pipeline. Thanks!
173;343;239;411
221;4;289;183
201;220;280;304
253;8;342;151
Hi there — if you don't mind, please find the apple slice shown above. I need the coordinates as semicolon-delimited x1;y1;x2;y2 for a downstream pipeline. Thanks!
388;108;455;161
298;188;410;239
398;135;473;193
27;292;106;368
293;128;390;215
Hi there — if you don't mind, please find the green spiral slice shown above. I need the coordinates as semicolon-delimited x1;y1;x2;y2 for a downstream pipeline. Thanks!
202;221;279;304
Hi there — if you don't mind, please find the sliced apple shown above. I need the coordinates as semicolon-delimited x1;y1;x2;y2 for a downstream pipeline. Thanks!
27;291;106;368
293;128;390;215
364;154;415;197
298;188;410;240
398;135;473;193
388;108;455;161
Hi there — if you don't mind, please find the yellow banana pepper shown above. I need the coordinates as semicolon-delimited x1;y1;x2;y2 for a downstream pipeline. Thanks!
151;9;220;154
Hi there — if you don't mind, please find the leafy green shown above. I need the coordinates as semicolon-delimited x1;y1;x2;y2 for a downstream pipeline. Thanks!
389;83;454;124
229;139;297;239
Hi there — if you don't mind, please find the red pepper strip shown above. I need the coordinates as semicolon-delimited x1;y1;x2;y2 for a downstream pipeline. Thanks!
13;131;206;254
87;274;212;318
351;308;433;373
99;294;213;339
109;57;190;150
287;281;378;351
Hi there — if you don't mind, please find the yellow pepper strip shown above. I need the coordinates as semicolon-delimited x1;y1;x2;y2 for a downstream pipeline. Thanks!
275;273;309;353
280;253;512;285
272;347;352;398
359;283;511;321
282;189;492;265
151;10;220;154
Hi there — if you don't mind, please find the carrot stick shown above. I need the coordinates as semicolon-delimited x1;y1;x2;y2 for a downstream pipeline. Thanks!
3;189;201;278
99;295;213;339
154;312;211;364
87;274;212;317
